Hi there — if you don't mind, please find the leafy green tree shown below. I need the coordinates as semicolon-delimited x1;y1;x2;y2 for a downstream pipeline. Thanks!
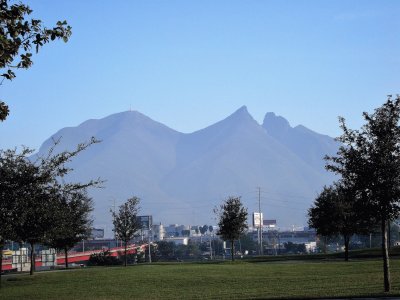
0;0;72;121
0;138;100;275
0;147;33;286
237;232;257;254
186;242;201;258
215;196;248;261
46;190;93;268
326;96;400;291
88;250;120;266
283;242;307;254
174;244;186;259
111;196;141;267
308;183;370;261
0;147;54;276
156;241;175;259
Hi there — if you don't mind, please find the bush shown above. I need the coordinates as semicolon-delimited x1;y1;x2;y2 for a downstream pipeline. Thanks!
117;251;138;265
87;250;121;266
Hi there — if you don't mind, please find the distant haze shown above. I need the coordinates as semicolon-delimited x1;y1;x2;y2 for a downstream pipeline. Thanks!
35;107;338;235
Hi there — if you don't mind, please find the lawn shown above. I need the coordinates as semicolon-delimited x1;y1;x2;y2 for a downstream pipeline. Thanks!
1;259;400;299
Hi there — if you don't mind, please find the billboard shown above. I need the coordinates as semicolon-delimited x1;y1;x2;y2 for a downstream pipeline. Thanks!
138;215;153;229
91;228;105;239
263;219;277;228
252;212;263;227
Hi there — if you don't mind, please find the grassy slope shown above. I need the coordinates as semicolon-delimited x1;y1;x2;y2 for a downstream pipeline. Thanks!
1;259;400;299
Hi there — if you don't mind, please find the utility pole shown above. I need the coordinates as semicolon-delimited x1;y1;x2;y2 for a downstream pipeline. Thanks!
209;236;213;260
148;220;152;263
110;198;117;246
258;187;263;256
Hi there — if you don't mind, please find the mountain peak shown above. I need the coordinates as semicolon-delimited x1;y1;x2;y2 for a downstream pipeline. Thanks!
35;107;337;230
236;105;249;113
263;112;291;134
225;105;255;123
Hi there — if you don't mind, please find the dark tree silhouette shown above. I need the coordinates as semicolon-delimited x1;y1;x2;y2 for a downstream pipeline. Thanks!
215;196;248;261
326;96;400;292
111;196;141;267
308;183;370;261
0;138;100;275
47;190;93;268
0;148;33;286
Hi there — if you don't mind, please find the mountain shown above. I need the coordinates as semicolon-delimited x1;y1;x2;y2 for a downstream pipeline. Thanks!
35;107;338;234
263;112;338;171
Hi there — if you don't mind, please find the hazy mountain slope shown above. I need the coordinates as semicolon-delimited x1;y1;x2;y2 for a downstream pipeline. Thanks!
35;111;182;229
262;112;338;173
160;107;331;226
34;108;336;232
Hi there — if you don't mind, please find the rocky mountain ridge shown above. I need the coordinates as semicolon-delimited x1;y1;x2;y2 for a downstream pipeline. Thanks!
36;106;337;233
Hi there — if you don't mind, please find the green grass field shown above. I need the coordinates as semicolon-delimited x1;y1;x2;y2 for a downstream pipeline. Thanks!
1;258;400;299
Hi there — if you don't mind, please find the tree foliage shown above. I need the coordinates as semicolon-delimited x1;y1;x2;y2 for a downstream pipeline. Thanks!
111;196;141;266
325;96;400;292
0;0;72;121
46;190;93;268
308;183;370;261
200;224;208;235
283;242;307;254
88;250;121;266
0;148;31;244
0;137;100;276
215;196;248;261
156;241;175;260
0;147;33;286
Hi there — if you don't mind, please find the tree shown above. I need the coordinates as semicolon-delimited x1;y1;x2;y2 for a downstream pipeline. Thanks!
0;147;33;286
200;225;208;235
0;138;100;275
181;229;190;237
326;96;400;292
0;147;51;276
308;183;370;261
237;232;257;254
156;241;175;260
215;196;248;261
111;196;141;267
199;224;208;242
0;0;72;121
46;190;93;269
283;242;307;254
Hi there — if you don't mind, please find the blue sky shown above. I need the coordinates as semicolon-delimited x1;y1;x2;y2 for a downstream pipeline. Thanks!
1;0;399;150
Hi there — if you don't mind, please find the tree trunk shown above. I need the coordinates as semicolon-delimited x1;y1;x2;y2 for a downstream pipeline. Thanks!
124;241;127;267
387;220;391;249
230;240;234;261
381;219;391;292
29;243;35;275
344;235;350;262
19;243;22;273
0;242;3;288
64;248;69;269
323;236;327;254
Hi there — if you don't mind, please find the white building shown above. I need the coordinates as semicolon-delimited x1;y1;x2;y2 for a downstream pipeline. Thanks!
163;237;189;245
